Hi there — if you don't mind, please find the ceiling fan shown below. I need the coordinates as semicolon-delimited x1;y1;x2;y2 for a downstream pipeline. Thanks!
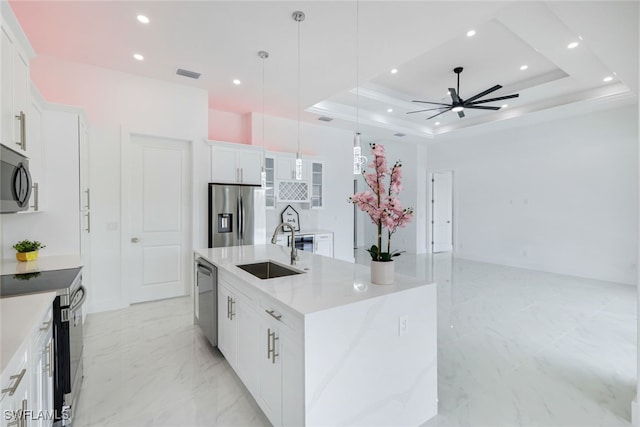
407;67;519;120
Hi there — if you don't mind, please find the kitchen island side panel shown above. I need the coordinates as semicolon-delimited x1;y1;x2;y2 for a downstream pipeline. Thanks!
304;284;437;426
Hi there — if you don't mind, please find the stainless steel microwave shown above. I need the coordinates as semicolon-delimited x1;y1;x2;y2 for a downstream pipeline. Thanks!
1;144;32;213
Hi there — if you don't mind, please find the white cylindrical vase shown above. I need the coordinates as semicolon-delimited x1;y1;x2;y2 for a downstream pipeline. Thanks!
370;260;394;285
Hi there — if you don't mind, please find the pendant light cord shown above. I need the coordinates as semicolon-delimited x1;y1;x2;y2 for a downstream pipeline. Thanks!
262;54;266;162
355;0;359;135
297;14;301;158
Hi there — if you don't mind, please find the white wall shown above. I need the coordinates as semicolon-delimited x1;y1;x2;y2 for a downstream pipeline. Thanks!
358;139;428;255
427;104;638;285
9;55;209;313
248;113;354;262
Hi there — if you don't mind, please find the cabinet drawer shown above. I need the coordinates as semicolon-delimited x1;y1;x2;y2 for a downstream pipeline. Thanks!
259;297;303;342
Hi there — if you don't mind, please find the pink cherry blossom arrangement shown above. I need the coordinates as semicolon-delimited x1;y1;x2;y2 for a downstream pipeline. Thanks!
350;143;414;262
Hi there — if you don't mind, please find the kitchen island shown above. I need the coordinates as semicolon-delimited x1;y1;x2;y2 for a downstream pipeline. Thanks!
194;244;437;427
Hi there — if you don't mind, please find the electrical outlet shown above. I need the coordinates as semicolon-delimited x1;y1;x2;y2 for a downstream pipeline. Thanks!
398;315;409;336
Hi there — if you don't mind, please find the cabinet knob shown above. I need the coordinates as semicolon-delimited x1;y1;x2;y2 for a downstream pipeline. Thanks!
131;237;140;243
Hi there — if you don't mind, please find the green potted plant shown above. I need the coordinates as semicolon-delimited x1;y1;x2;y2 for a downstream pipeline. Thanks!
12;240;46;262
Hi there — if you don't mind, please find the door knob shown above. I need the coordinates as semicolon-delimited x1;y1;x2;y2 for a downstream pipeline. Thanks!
131;237;140;243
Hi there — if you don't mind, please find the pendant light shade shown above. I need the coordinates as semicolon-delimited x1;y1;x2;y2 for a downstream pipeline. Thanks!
353;133;362;175
259;50;269;189
293;11;305;180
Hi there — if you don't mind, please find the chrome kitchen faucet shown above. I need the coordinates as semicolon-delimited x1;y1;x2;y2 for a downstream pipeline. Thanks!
271;223;299;265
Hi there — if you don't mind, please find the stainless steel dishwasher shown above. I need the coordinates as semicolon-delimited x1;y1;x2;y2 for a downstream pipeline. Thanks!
196;258;217;347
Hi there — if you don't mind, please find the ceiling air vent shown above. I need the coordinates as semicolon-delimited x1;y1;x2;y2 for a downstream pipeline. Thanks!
176;68;201;79
394;133;406;137
318;116;333;122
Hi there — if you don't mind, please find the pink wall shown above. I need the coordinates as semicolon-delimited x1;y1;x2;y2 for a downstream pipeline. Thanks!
208;109;250;144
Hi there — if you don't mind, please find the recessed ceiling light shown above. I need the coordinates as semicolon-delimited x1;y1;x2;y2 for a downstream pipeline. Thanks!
501;104;508;109
233;79;241;85
466;30;476;37
387;108;393;113
603;76;613;82
520;65;528;71
390;68;398;74
435;122;440;125
578;35;584;41
137;15;149;24
447;91;451;95
567;41;579;49
133;53;144;61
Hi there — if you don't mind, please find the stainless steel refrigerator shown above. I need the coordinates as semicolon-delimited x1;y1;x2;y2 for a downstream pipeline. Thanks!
208;183;266;248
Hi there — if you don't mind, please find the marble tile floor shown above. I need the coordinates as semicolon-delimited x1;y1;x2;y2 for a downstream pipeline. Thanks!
75;252;636;427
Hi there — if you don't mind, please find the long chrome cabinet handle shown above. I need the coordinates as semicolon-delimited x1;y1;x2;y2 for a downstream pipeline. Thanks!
40;319;52;332
267;328;273;360
85;212;91;233
271;331;279;364
49;339;54;378
1;368;27;396
6;398;27;427
265;309;282;321
85;188;90;210
227;296;231;319
15;111;26;150
31;182;39;211
229;298;235;320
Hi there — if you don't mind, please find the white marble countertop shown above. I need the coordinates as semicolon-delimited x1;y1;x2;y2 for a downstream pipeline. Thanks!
1;291;56;373
0;254;83;275
194;244;431;315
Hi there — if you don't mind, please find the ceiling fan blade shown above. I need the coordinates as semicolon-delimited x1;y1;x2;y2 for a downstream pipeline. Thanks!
406;107;448;114
411;100;452;106
465;105;501;110
458;110;465;118
448;88;461;104
468;93;519;105
426;108;451;120
464;85;502;103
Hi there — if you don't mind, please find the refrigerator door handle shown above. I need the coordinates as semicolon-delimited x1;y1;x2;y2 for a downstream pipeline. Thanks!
236;196;241;240
240;194;244;239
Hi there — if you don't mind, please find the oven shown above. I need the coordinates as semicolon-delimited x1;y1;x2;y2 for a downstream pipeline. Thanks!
288;234;314;253
53;270;86;426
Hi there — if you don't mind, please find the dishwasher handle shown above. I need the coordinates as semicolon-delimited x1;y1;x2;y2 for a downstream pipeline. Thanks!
197;265;212;276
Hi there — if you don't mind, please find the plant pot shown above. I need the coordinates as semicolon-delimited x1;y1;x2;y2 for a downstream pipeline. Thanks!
370;260;394;285
16;251;38;262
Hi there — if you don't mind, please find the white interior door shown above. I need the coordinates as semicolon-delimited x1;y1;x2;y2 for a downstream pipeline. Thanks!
432;171;453;253
126;134;191;304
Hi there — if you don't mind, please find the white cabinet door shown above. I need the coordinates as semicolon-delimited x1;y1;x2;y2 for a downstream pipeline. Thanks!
0;347;29;427
217;283;237;367
0;22;30;154
258;318;283;426
26;94;43;212
281;332;304;427
310;161;324;209
211;144;263;185
211;145;238;183
31;310;54;427
276;156;296;181
314;233;333;258
235;298;260;394
237;150;262;185
1;26;15;149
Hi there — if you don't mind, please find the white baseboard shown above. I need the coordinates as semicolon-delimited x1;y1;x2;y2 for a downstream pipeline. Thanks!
632;397;640;426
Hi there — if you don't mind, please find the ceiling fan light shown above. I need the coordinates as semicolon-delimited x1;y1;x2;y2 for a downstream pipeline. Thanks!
451;106;464;112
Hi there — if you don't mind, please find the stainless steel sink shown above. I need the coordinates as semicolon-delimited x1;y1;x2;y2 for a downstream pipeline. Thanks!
236;261;304;280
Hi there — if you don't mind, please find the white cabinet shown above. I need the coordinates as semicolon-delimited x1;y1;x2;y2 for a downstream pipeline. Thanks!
24;89;44;212
217;282;237;366
0;347;29;427
309;161;324;209
314;232;333;258
258;313;304;427
276;156;301;181
30;307;54;427
211;142;262;185
217;270;304;427
1;6;34;155
265;156;275;208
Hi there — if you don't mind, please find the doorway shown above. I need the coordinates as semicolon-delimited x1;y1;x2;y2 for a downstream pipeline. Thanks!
122;133;192;304
431;171;453;253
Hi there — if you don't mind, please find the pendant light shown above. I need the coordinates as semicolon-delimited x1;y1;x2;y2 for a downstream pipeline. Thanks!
293;10;305;180
353;0;363;175
259;50;269;189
